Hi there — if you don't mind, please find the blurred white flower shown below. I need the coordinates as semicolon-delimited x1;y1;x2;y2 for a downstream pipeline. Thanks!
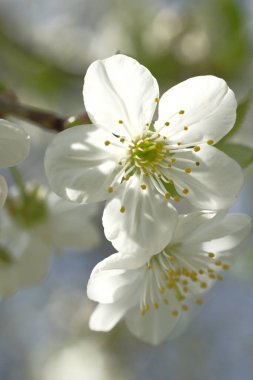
0;119;30;206
87;211;251;345
0;185;100;296
45;54;243;256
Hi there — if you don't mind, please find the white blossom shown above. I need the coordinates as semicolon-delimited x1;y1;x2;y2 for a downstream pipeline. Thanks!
87;211;251;345
45;54;243;255
0;119;30;206
0;186;100;296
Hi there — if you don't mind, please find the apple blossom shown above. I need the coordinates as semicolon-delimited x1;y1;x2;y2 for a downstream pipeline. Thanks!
87;210;251;345
45;54;243;255
0;119;30;206
0;185;100;296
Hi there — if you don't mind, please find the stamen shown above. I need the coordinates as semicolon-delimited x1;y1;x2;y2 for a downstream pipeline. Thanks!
120;206;126;213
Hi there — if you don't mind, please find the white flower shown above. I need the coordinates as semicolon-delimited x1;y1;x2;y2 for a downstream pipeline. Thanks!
0;186;100;296
45;54;243;255
0;119;30;206
87;211;251;345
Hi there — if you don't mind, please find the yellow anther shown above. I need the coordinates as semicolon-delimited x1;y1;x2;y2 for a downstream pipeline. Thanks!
172;310;179;317
118;119;123;124
171;158;176;163
145;123;150;127
217;274;223;280
165;192;171;199
184;167;192;174
167;282;174;289
154;303;160;309
200;282;207;289
195;298;203;305
163;298;169;305
195;161;200;166
118;161;122;166
183;286;189;293
182;188;189;194
159;287;165;294
120;137;125;143
120;206;126;213
104;140;110;146
167;163;172;168
154;97;160;103
144;172;149;177
193;146;200;152
182;280;188;285
173;195;181;202
179;110;185;114
207;139;214;145
146;262;152;269
209;273;216;279
198;269;205;275
177;142;182;146
215;260;222;266
164;121;170;126
108;186;113;193
182;304;189;311
223;264;230;270
190;274;198;282
140;184;147;190
208;252;215;258
184;126;188;131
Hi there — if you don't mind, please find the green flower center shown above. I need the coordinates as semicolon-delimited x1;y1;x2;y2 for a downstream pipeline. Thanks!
6;187;48;229
129;135;167;169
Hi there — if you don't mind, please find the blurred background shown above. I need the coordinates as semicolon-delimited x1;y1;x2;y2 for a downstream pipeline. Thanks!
0;0;253;379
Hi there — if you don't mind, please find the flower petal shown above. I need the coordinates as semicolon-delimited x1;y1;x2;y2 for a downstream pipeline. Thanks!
170;145;243;210
125;299;180;345
89;301;132;332
44;125;123;203
0;175;8;207
200;213;251;252
155;76;236;144
0;119;30;167
87;252;146;304
83;54;159;138
103;175;178;256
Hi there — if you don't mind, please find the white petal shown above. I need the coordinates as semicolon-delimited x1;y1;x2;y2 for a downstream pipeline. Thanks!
0;119;30;167
103;175;178;256
83;54;159;138
200;213;251;252
87;252;145;304
175;211;250;248
171;145;243;210
125;300;180;345
89;301;132;332
0;175;8;207
173;210;226;243
44;125;123;203
155;76;236;144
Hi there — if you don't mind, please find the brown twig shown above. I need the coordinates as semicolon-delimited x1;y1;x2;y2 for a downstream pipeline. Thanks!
0;91;90;131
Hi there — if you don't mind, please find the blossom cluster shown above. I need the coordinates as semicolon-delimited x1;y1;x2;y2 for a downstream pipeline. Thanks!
44;54;251;344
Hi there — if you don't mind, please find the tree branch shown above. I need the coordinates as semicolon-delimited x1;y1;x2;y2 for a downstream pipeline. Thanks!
0;91;90;131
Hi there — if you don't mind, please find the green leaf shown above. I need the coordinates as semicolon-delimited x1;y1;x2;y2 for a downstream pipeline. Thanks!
220;94;251;143
217;142;253;168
